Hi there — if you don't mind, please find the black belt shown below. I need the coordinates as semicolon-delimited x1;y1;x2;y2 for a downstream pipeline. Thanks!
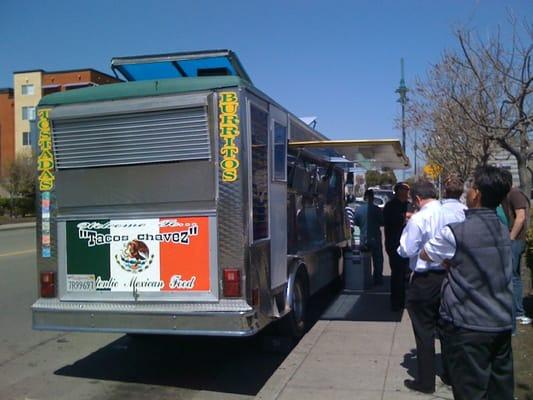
414;269;446;276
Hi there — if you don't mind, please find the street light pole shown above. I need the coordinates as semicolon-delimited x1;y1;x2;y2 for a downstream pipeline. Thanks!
414;130;417;176
396;58;409;175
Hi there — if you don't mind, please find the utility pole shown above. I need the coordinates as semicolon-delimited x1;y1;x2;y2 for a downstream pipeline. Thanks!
396;58;409;175
414;130;417;176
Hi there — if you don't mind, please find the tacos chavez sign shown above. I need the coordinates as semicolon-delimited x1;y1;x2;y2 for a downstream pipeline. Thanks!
66;217;210;293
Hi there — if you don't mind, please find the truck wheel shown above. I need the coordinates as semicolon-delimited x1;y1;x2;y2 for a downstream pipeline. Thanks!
280;272;308;339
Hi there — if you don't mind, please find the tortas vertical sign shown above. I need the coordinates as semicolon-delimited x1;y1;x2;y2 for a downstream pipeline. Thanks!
219;92;240;182
37;109;55;257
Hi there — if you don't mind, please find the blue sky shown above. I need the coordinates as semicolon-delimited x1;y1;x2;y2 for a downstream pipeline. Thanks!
0;0;530;167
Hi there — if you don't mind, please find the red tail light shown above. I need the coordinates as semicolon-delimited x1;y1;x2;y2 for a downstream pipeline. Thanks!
223;268;241;297
40;271;56;298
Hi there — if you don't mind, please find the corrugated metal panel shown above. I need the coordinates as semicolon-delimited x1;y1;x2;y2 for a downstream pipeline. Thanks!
52;107;210;169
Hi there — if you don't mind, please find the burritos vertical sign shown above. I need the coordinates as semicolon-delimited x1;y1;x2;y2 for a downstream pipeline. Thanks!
65;217;211;293
219;92;240;182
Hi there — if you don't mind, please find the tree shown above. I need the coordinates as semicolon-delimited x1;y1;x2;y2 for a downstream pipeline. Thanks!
365;168;397;188
365;170;381;187
450;21;532;194
380;167;397;186
3;154;36;217
408;51;499;180
411;18;532;191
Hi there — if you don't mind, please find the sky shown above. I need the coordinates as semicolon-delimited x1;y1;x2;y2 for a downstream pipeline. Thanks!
0;0;531;169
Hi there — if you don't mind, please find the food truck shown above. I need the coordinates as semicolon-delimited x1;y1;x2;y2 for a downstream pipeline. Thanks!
31;50;409;337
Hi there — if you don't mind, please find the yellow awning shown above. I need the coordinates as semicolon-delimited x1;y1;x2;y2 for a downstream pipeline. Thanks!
288;139;410;170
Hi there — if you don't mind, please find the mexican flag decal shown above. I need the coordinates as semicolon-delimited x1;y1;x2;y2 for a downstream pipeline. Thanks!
66;217;210;292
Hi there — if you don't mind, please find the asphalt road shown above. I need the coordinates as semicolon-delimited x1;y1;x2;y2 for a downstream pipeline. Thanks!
0;228;313;400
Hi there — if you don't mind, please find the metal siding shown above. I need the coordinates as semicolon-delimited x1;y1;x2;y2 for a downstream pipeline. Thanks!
216;90;247;275
269;106;288;289
55;161;216;209
52;107;210;169
33;298;252;313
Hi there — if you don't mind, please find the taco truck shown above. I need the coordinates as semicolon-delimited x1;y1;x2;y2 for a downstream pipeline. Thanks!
31;50;409;337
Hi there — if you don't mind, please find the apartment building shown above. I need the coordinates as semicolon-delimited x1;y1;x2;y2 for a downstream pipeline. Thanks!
12;68;120;157
0;88;14;177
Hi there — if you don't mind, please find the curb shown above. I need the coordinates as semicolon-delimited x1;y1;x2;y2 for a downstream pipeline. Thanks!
0;222;36;231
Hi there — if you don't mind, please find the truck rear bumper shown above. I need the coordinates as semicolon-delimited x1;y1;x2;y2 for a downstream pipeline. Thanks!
32;298;261;337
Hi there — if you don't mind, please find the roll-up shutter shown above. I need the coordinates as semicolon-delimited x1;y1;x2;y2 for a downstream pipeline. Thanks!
52;107;210;169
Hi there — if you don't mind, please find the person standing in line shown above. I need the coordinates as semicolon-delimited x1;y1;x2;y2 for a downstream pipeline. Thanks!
398;179;464;394
383;182;410;311
441;176;467;220
420;166;514;400
354;189;384;285
500;170;532;326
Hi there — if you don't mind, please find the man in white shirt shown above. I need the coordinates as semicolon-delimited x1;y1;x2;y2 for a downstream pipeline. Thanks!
441;176;467;221
420;166;514;400
398;179;465;394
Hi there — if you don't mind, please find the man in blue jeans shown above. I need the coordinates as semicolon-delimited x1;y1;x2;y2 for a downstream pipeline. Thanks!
501;170;532;326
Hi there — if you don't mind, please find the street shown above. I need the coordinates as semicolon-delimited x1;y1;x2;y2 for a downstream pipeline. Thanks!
0;228;300;400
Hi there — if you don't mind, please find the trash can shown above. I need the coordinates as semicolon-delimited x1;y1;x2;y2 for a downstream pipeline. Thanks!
344;247;372;290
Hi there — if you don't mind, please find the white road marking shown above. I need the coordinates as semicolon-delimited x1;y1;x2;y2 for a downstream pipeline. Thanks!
0;248;36;257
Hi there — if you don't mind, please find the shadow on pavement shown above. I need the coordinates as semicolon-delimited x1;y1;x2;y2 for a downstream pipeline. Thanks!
401;348;417;379
54;283;342;396
55;333;288;395
401;348;447;383
319;277;404;322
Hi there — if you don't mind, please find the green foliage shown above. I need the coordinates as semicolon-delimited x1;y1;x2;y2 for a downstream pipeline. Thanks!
0;197;9;214
380;168;397;185
0;196;35;217
1;154;36;218
15;197;35;217
526;215;533;273
4;154;36;198
365;170;382;187
365;168;398;187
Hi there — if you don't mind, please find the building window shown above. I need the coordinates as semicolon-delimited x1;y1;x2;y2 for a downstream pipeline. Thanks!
22;106;36;121
43;85;61;96
64;83;95;91
251;105;269;241
273;122;287;181
22;132;31;146
21;84;35;96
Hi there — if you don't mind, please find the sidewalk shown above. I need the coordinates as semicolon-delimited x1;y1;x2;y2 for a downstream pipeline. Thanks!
0;222;36;231
257;286;453;400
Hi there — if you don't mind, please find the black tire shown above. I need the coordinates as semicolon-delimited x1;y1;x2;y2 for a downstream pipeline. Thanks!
279;272;308;339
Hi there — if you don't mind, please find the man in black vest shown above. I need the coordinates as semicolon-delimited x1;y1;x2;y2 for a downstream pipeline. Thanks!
383;182;410;310
421;166;514;400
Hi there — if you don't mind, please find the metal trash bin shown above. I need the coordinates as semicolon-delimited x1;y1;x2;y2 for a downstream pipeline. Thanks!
344;247;372;290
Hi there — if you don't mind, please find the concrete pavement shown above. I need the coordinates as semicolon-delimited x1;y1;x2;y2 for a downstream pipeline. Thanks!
256;286;453;400
0;223;454;399
0;222;36;231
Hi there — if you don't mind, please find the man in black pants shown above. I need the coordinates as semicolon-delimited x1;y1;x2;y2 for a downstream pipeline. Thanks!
398;180;464;394
421;166;514;400
383;182;410;311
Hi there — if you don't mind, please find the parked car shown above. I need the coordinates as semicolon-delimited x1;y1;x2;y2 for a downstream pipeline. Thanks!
373;196;386;208
372;189;394;203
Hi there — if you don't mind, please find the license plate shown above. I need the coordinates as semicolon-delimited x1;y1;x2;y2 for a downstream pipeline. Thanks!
67;274;96;292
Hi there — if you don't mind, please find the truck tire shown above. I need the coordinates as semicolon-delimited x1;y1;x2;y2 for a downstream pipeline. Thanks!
279;271;308;339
